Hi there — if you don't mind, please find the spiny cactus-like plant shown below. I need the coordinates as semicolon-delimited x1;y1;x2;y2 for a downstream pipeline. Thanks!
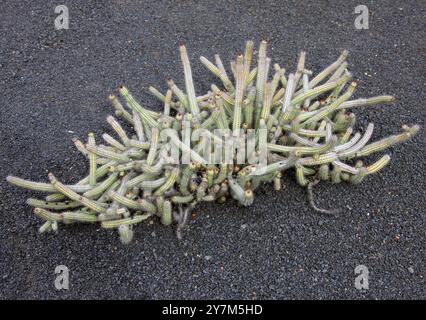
7;40;419;244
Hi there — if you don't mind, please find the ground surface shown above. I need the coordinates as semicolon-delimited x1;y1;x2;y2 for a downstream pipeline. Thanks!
0;0;425;299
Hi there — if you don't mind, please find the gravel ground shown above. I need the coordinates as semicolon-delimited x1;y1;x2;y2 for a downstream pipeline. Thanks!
0;0;425;299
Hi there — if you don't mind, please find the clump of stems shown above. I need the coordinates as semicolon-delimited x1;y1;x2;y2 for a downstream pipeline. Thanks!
6;40;419;244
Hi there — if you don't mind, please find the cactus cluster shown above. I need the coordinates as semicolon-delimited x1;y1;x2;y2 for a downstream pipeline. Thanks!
7;40;419;244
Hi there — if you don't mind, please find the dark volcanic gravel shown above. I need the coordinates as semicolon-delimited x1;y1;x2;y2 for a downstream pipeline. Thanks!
0;0;425;299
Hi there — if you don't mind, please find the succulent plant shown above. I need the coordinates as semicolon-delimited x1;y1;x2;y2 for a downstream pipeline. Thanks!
7;40;419;244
